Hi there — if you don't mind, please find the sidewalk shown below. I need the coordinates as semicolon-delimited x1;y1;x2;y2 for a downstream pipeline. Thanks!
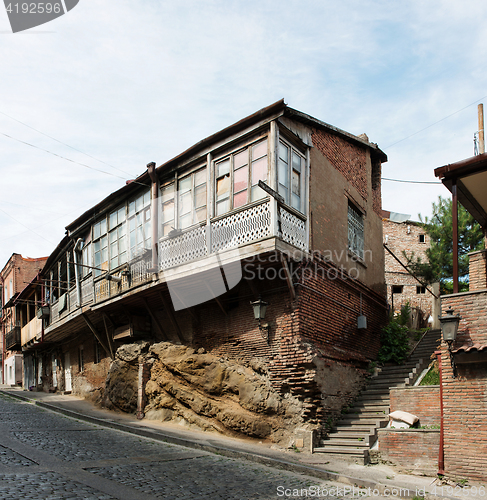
0;385;479;499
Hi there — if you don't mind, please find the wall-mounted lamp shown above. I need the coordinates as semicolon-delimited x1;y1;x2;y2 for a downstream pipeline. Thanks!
439;306;461;378
250;295;270;343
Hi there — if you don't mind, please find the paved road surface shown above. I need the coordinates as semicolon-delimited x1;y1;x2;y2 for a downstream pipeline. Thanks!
0;392;398;500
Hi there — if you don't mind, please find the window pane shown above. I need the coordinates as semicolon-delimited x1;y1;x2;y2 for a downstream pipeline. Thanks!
143;191;150;207
234;190;248;208
278;184;289;202
161;183;174;202
195;168;206;187
119;234;126;254
179;176;191;193
118;207;125;222
234;150;248;169
292;170;301;196
163;223;173;236
93;223;101;240
180;213;191;229
110;239;118;255
179;191;192;216
251;157;267;185
93;240;101;253
216;175;230;201
109;211;118;230
278;160;289;187
100;219;107;235
217;159;230;177
292;152;302;173
194;184;207;209
162;200;174;222
252;140;267;160
234;165;248;193
195;207;207;222
251;185;265;202
279;142;289;162
128;200;135;217
119;251;127;265
136;194;143;213
216;199;230;216
291;193;301;211
137;226;143;246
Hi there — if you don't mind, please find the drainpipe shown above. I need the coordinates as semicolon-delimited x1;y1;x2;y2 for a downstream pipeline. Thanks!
436;350;445;475
73;238;84;307
147;162;158;272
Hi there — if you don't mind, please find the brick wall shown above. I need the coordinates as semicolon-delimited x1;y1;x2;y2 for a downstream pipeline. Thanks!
468;250;487;291
390;386;440;426
311;129;367;200
383;219;432;317
378;428;440;473
440;293;487;481
190;256;387;427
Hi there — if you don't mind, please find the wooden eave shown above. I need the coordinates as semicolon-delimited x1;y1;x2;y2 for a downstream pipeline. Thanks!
435;153;487;228
284;107;388;163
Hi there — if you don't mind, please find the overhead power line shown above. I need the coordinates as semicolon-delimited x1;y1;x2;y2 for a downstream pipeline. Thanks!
0;109;135;178
385;95;487;149
0;130;149;188
381;177;442;185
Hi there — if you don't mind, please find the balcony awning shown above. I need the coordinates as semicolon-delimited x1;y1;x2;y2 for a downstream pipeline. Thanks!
435;153;487;228
434;153;487;292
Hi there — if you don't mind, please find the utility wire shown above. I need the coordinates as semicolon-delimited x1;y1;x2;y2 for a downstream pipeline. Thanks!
381;177;442;185
385;95;487;149
0;131;149;187
0;109;136;178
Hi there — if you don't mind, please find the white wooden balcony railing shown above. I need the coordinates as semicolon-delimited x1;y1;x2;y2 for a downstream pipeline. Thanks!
21;316;42;346
47;200;307;321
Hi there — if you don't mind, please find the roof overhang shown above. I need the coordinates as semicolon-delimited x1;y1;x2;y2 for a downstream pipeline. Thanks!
435;153;487;228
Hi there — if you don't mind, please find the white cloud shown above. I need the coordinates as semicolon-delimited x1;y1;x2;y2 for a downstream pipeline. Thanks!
1;0;487;265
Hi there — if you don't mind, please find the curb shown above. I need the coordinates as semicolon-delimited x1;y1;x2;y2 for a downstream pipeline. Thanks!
0;389;452;499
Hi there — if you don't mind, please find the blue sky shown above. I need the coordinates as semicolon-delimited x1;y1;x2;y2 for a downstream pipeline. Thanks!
1;0;486;266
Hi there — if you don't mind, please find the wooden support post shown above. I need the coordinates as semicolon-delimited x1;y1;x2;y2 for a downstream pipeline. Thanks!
203;282;227;316
82;313;112;359
141;298;167;341
159;292;184;343
102;314;115;360
452;180;459;293
281;254;296;301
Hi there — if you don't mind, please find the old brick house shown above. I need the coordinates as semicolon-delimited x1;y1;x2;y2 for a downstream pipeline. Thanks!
15;100;388;442
0;254;47;385
434;153;487;481
382;211;435;324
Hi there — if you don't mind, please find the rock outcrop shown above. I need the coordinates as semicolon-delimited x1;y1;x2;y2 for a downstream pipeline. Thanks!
103;341;310;444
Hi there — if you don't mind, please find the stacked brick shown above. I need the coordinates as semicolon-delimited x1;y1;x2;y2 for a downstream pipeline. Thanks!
389;386;440;427
383;219;432;318
440;294;487;481
468;249;487;291
311;129;367;200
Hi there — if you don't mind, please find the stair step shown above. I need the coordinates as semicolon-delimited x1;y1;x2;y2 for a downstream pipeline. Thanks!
314;446;366;455
321;439;369;447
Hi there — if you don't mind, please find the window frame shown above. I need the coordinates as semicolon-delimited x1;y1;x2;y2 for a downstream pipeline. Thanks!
127;189;151;260
347;202;365;261
277;138;306;213
214;137;269;217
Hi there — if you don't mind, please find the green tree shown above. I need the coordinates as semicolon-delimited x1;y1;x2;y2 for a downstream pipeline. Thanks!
406;196;484;292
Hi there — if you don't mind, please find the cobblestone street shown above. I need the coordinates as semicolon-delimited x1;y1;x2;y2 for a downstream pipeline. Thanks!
0;392;381;500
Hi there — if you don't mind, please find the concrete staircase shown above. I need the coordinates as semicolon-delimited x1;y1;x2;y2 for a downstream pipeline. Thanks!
313;329;440;463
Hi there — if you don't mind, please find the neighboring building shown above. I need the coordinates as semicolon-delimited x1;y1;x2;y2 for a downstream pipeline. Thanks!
0;254;47;385
382;211;433;323
14;100;388;442
434;153;487;481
